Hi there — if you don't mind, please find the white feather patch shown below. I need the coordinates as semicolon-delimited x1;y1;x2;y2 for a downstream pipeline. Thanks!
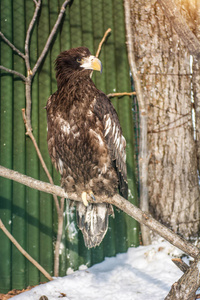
58;158;64;174
90;129;104;146
61;121;70;134
104;115;112;137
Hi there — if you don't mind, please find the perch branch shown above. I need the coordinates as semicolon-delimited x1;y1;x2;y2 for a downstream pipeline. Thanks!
124;0;151;245
95;28;112;58
0;65;26;81
157;0;200;60
0;32;25;59
0;218;53;281
0;165;68;198
0;165;199;259
107;92;136;98
31;0;71;77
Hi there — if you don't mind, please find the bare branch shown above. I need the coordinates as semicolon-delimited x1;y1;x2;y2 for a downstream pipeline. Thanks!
96;28;112;58
25;0;41;73
32;0;71;77
124;0;151;245
172;258;189;274
0;65;26;81
0;32;25;59
0;165;67;198
22;109;60;213
124;1;145;111
165;254;200;300
54;197;65;277
0;218;53;281
157;0;200;60
107;92;136;98
0;165;199;259
24;77;33;130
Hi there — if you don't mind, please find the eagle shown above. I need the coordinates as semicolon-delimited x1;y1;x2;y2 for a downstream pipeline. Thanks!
46;47;128;248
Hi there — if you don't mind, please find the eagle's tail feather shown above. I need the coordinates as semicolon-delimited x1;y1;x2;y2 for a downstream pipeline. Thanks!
76;202;113;248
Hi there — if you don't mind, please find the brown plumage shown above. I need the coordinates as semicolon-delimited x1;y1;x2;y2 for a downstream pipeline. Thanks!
46;47;128;248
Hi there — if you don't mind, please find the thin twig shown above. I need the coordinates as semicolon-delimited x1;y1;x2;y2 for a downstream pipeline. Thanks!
22;109;60;214
0;65;26;81
149;120;190;133
0;218;53;281
31;0;71;77
23;0;41;129
0;165;199;259
0;32;25;59
96;28;112;58
25;0;41;74
107;92;136;98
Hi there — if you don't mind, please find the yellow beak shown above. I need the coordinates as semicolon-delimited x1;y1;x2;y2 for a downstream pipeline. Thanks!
81;56;102;73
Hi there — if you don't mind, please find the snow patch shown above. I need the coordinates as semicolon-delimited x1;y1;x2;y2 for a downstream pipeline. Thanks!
12;241;185;300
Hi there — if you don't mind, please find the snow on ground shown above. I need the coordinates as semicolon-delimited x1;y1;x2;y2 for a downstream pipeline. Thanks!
12;240;187;300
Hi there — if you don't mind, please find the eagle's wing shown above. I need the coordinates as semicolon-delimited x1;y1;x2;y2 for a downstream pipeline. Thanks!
94;92;128;199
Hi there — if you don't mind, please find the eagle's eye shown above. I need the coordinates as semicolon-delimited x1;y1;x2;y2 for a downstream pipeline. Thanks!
76;58;82;63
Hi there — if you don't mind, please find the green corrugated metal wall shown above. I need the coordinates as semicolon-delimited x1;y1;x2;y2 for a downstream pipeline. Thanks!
0;0;139;292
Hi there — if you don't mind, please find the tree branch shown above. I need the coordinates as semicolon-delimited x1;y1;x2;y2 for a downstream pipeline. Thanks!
107;92;136;98
25;0;41;74
95;28;112;58
124;0;151;245
0;164;199;259
22;109;60;213
172;258;189;274
0;65;26;81
31;0;71;77
54;197;65;277
22;109;63;276
157;0;200;60
0;218;53;282
0;31;25;59
0;165;67;198
165;254;200;300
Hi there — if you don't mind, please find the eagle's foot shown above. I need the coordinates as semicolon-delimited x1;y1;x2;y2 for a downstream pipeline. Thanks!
89;190;96;201
81;190;96;206
81;191;89;206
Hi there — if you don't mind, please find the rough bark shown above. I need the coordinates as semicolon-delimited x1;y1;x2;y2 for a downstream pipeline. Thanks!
192;0;200;173
157;0;200;59
165;255;200;300
130;0;200;238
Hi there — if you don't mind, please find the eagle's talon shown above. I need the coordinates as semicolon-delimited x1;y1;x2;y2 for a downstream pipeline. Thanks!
81;191;89;206
89;190;96;201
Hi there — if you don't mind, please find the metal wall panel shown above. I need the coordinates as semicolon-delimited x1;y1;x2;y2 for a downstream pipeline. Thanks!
0;0;139;292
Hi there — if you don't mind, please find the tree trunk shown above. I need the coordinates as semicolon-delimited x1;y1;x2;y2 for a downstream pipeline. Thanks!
130;0;200;238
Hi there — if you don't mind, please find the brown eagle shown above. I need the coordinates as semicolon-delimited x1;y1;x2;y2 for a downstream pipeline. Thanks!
46;47;128;248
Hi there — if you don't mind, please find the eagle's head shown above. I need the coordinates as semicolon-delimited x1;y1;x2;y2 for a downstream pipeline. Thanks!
55;47;102;88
